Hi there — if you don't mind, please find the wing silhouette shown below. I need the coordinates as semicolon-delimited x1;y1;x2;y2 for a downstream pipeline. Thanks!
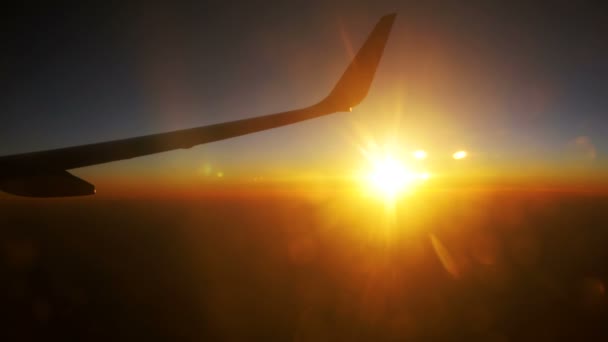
0;13;396;197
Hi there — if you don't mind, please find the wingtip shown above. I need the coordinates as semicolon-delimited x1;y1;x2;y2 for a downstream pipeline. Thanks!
379;13;397;34
381;13;397;22
320;12;396;111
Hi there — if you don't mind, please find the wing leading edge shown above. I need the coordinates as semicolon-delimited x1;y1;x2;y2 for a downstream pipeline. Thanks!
0;13;396;196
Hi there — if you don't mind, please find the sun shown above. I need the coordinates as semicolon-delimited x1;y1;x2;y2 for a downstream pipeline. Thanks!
356;142;431;203
367;154;417;200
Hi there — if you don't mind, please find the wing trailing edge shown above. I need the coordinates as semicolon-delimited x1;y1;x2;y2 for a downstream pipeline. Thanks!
0;170;95;197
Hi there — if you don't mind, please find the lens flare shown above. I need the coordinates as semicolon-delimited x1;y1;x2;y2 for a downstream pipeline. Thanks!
453;150;467;160
412;150;427;160
419;172;430;180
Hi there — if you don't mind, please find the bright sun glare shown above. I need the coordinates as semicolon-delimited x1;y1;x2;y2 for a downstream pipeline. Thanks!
366;153;429;201
368;155;414;198
358;142;432;203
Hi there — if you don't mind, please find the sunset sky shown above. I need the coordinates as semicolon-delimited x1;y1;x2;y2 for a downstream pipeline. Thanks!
2;1;607;195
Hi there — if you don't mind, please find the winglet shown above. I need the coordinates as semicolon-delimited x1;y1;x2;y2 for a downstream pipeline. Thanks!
320;13;396;112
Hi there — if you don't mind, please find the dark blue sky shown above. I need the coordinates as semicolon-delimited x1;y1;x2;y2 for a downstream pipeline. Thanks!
2;1;607;186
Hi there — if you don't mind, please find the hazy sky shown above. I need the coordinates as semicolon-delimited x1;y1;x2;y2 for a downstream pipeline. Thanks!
2;1;607;191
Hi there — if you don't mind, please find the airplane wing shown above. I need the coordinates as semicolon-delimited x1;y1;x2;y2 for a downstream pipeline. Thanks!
0;13;396;197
